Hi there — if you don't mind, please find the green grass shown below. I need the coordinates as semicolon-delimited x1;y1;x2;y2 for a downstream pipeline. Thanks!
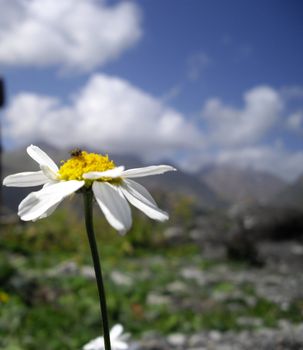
0;203;302;349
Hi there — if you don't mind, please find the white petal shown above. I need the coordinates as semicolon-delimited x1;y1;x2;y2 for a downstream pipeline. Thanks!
35;180;84;197
114;341;128;350
122;165;176;178
110;324;124;339
35;201;61;220
43;181;57;188
3;171;49;187
124;179;157;206
83;166;125;180
92;182;132;234
18;180;84;221
40;165;59;180
83;337;103;350
18;192;62;221
27;145;59;172
121;180;169;221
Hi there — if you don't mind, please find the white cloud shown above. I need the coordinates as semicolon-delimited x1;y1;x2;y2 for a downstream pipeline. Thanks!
215;146;303;182
0;0;142;71
202;86;283;146
179;85;303;181
4;81;303;181
4;74;202;160
181;145;303;181
4;93;59;139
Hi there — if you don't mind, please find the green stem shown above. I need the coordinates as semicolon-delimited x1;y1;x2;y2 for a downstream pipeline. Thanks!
83;189;111;350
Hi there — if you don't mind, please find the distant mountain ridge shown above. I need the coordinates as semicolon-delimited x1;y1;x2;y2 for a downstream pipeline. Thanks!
272;175;303;209
198;164;287;205
2;144;301;211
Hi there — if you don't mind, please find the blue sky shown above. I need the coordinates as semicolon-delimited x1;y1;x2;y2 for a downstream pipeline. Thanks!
1;0;303;180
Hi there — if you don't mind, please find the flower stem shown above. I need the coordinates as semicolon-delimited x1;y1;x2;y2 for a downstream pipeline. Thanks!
83;189;111;350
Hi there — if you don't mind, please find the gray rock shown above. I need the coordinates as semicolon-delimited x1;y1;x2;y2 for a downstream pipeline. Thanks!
136;322;303;349
163;226;184;241
166;281;187;293
180;266;205;285
236;316;263;327
147;292;171;306
80;266;95;280
110;270;133;286
48;261;78;277
166;333;186;347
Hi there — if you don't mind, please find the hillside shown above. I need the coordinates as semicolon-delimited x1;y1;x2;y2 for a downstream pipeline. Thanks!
272;174;303;209
199;164;287;205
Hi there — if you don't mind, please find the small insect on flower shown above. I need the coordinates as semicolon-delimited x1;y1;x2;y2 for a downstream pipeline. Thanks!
70;148;83;157
3;145;176;234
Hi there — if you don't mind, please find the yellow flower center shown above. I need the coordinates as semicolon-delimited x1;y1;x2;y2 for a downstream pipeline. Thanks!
58;151;116;181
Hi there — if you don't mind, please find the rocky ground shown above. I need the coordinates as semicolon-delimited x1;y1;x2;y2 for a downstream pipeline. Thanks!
135;323;303;350
131;218;303;350
1;205;303;349
133;322;303;350
129;259;303;349
37;235;303;349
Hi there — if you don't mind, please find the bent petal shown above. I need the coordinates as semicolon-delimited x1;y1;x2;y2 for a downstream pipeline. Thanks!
122;165;176;178
92;182;131;235
40;165;59;181
83;166;125;180
114;341;128;350
110;324;124;339
3;171;49;187
18;180;84;221
35;201;61;220
18;192;62;221
83;337;103;350
83;324;129;350
27;145;59;172
121;180;169;221
123;179;157;206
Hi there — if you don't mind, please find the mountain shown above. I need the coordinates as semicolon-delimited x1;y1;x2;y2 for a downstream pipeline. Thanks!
139;167;223;208
272;174;303;209
199;164;287;206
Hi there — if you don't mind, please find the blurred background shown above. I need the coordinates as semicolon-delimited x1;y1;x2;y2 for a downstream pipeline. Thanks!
1;1;303;349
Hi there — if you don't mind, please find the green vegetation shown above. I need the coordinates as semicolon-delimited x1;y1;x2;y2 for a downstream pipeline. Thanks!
0;201;302;349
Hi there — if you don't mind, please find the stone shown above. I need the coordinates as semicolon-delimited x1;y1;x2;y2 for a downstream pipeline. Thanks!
163;226;184;241
237;316;263;327
110;270;133;286
147;292;171;306
166;281;187;293
180;267;205;285
80;266;95;280
48;261;78;277
166;333;186;347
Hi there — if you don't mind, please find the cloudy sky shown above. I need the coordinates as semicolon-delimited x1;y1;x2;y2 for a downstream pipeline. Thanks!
1;0;303;181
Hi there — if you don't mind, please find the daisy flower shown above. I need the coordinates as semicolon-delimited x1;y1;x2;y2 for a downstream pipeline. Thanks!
83;324;129;350
3;145;175;234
